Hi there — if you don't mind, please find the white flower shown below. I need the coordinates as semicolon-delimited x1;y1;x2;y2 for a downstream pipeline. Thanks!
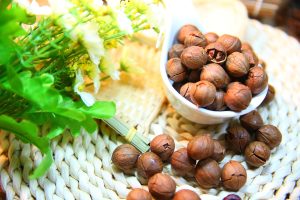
48;0;75;15
116;10;134;34
90;63;101;94
74;70;96;107
14;0;52;15
110;70;120;80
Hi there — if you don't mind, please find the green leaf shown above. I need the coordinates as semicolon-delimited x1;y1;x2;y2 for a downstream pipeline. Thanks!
29;149;53;179
79;101;116;119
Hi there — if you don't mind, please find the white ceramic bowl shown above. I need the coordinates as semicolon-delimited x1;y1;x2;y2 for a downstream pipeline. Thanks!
160;0;268;124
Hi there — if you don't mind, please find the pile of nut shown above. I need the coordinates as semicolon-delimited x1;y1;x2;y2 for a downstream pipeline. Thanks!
111;107;281;200
167;24;272;112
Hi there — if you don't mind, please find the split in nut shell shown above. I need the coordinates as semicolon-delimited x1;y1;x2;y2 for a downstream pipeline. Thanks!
166;24;275;112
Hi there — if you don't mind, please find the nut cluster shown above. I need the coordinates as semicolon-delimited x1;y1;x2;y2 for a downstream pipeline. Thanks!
166;24;272;112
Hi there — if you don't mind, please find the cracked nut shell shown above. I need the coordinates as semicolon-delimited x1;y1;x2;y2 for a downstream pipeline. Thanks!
226;52;249;78
112;144;140;172
137;152;163;178
180;82;195;102
184;31;207;48
168;44;185;59
166;58;187;82
195;158;221;189
181;46;208;69
221;160;247;191
189;80;216;107
200;63;230;89
245;141;270;167
257;125;282;149
240;110;264;131
217;34;242;54
245;66;268;95
126;188;152;200
173;189;201;200
177;24;199;44
226;124;251;154
150;134;175;161
171;148;196;176
224;82;252;112
148;173;176;200
205;42;227;64
187;134;214;160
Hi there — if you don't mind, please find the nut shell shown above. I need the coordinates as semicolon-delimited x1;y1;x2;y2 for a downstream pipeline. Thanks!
240;110;264;131
205;42;227;64
211;140;226;162
188;69;201;82
221;160;247;191
168;44;185;59
177;24;199;44
180;82;194;102
245;66;268;95
173;189;201;200
200;63;230;89
242;49;258;67
166;58;187;82
205;32;219;44
184;31;207;48
189;81;216;107
226;52;249;78
257;125;282;149
206;91;226;111
137;152;163;178
245;141;270;167
187;134;214;160
150;134;175;161
195;158;221;189
148;173;176;200
224;82;252;112
217;34;241;54
171;148;196;176
261;84;275;105
181;46;208;69
126;188;152;200
112;144;140;172
226;124;251;154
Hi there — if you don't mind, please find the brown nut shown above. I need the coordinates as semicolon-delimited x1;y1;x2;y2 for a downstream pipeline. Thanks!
187;134;214;160
205;32;219;44
173;82;185;93
179;82;194;102
112;144;140;172
257;125;282;149
205;42;227;64
126;188;152;200
177;24;199;44
170;148;196;176
245;141;270;167
225;124;251;154
211;140;226;162
168;44;185;59
225;52;249;78
224;82;252;112
188;69;201;82
184;31;207;48
217;34;242;54
150;134;175;161
137;152;163;179
148;173;176;200
242;49;258;68
240;110;264;131
245;66;268;95
221;160;247;191
195;158;221;189
166;58;187;82
173;189;201;200
261;84;275;105
181;46;208;70
206;91;226;111
200;63;230;89
189;80;216;107
241;42;253;51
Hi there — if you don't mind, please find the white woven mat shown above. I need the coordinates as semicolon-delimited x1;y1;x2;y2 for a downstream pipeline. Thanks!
1;20;300;200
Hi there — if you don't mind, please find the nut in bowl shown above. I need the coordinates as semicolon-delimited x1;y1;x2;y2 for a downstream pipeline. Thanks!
160;19;268;124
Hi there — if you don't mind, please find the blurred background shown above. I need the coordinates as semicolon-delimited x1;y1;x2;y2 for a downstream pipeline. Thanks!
242;0;300;41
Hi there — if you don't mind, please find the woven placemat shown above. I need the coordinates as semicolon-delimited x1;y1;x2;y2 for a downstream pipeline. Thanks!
0;20;300;200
